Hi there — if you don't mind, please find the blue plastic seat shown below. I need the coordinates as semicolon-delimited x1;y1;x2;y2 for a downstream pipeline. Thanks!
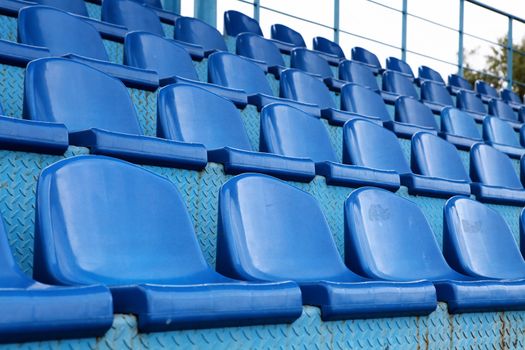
217;173;437;320
382;70;419;104
392;97;439;138
0;212;112;343
175;17;227;53
236;33;285;77
31;0;89;16
340;84;391;122
280;69;379;125
102;0;164;36
290;48;346;90
223;10;263;36
386;57;414;78
470;143;525;205
24;58;207;169
345;187;525;313
207;52;319;115
124;31;198;82
313;36;345;59
156;84;315;181
411;132;471;189
475;80;499;103
343;119;468;197
448;74;473;95
338;60;380;93
18;6;108;60
444;196;525;282
502;88;524;111
18;5;164;92
34;156;303;332
456;90;487;122
440;107;483;149
418;65;445;85
290;48;332;79
259;103;400;189
351;47;382;74
420;80;455;113
271;24;306;48
489;98;522;129
483;116;524;158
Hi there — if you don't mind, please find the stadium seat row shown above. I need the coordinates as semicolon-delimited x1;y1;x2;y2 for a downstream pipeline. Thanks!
12;55;525;207
5;152;525;342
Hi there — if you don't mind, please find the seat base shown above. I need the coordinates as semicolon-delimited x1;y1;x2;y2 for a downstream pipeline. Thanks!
439;133;482;151
470;183;525;205
0;283;112;344
208;147;316;182
321;108;382;126
69;128;208;170
401;173;471;198
435;279;525;314
300;280;437;321
110;281;303;333
315;161;400;191
384;120;438;139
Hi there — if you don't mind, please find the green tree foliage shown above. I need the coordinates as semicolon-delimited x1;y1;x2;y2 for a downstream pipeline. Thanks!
463;36;525;97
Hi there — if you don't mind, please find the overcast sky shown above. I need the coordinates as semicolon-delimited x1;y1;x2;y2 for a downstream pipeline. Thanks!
179;0;525;82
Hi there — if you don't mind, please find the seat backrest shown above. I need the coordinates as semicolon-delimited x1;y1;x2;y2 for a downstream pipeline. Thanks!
456;90;486;115
208;52;273;96
290;48;333;79
440;107;482;140
236;33;285;67
24;58;141;134
338;60;380;92
260;103;338;163
280;69;336;110
482;116;521;147
217;173;352;281
102;0;164;36
345;187;460;281
470;143;523;189
270;24;306;47
448;74;473;91
489;98;518;122
340;84;391;122
32;0;88;16
501;88;522;104
343;119;411;174
313;36;345;59
382;70;419;99
18;6;108;61
418;65;445;85
411;132;470;182
444;196;525;279
34;156;212;285
124;31;198;81
420;81;454;106
395;97;438;130
157;84;252;151
351;47;382;70
223;10;263;36
475;80;498;98
385;57;414;78
175;17;227;52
